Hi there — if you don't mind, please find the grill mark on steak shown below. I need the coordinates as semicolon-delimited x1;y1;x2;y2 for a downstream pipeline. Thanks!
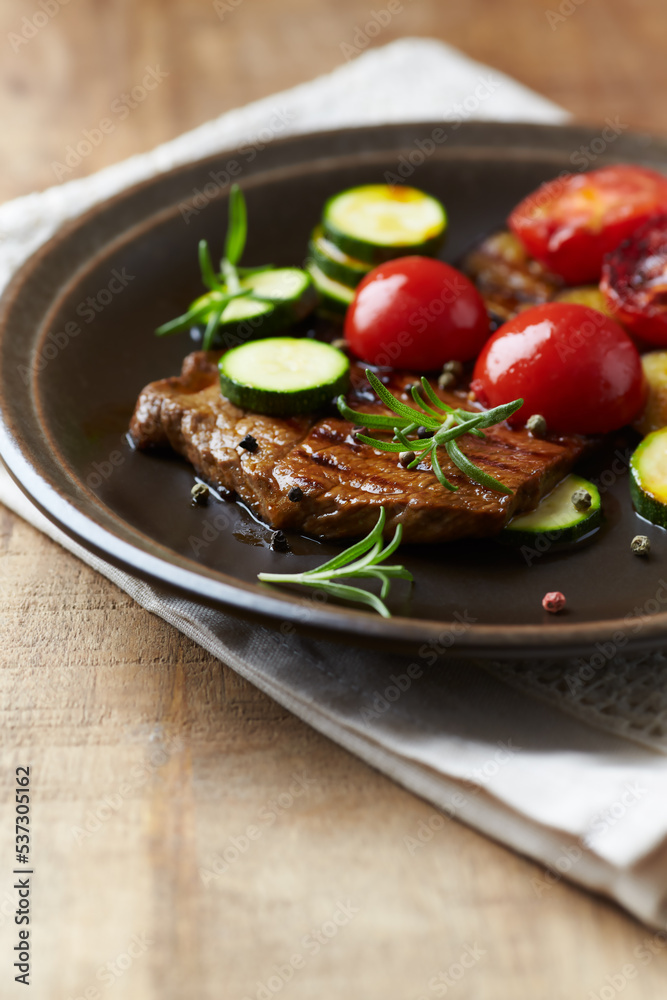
308;421;349;445
129;350;591;542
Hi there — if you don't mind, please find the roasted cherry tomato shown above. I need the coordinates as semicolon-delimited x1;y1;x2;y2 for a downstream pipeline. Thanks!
471;303;646;434
601;214;667;346
509;165;667;285
343;256;490;369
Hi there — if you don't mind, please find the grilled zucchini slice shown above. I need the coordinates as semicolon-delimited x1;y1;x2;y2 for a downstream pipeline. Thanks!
630;427;667;527
218;337;350;416
308;226;371;288
322;184;447;265
306;262;355;316
500;474;601;546
189;268;317;347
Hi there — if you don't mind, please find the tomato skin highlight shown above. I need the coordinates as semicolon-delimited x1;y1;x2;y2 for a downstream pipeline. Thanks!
343;256;490;370
471;303;646;434
601;214;667;346
508;165;667;285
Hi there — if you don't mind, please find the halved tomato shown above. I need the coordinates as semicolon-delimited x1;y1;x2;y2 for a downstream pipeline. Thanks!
601;215;667;346
509;165;667;285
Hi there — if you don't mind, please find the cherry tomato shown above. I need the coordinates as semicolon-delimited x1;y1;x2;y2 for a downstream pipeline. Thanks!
601;214;667;346
343;256;490;370
471;303;646;434
509;165;667;285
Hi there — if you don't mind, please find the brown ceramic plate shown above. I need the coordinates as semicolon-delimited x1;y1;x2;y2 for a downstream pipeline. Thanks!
1;122;667;658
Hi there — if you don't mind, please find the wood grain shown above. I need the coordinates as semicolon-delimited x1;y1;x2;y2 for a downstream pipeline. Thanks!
2;1;667;997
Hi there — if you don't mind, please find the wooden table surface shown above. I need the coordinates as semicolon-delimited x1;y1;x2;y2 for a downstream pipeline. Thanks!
2;1;667;997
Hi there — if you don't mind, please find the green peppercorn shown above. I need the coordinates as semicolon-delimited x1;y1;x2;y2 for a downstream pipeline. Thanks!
631;535;651;556
443;360;463;378
571;488;592;512
437;372;456;390
191;482;209;505
526;414;547;438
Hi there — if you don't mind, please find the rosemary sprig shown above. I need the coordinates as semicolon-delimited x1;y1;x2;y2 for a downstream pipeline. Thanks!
156;184;272;348
224;181;247;268
258;508;412;618
337;370;523;494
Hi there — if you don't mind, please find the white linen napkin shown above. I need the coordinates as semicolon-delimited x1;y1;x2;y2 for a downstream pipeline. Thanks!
3;37;667;928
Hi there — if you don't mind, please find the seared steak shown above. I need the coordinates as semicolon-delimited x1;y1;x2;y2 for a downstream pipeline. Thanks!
461;230;563;324
130;350;589;542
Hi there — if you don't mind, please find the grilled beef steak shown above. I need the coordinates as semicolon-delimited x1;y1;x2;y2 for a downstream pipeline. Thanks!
129;350;589;542
461;230;563;324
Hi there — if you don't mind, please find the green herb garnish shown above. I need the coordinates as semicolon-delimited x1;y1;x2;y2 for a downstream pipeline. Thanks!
156;184;272;348
338;370;523;494
258;508;412;618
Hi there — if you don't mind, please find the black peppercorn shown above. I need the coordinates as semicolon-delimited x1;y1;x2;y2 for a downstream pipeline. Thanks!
288;486;304;502
270;530;290;553
238;434;258;453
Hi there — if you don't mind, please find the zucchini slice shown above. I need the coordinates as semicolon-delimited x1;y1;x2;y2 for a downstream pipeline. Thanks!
219;337;350;416
241;267;317;319
553;286;614;316
308;226;372;288
322;184;447;265
500;474;602;546
191;291;276;341
191;268;317;347
630;427;667;527
635;351;667;437
306;262;355;316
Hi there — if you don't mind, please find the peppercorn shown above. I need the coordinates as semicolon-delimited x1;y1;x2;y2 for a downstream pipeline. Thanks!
238;434;258;453
288;486;304;502
542;591;566;614
270;530;290;553
399;451;416;468
417;426;433;439
631;534;651;556
527;414;547;438
191;482;209;505
571;488;592;512
443;360;463;378
437;372;456;390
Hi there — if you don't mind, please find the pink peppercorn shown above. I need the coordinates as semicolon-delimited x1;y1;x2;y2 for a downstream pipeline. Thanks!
542;591;566;614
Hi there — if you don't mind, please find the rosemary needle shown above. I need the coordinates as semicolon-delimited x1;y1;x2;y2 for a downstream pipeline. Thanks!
338;371;522;494
258;509;412;618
